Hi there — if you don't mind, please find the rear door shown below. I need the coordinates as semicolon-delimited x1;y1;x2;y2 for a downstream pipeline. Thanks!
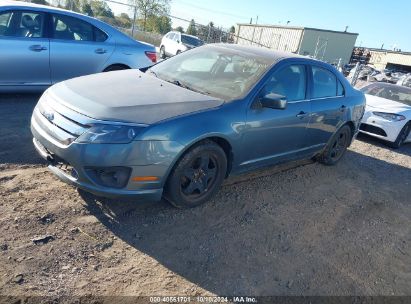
308;65;346;146
49;13;114;83
242;64;311;169
0;9;50;87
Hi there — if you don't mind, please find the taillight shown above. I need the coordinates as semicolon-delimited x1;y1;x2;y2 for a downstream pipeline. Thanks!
145;51;157;63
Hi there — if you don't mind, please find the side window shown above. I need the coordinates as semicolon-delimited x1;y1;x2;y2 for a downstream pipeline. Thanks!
52;14;100;42
0;10;45;38
311;66;338;98
263;65;307;101
174;33;180;42
0;11;12;36
94;27;108;42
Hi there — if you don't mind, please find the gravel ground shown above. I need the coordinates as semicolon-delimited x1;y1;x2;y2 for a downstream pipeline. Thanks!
0;94;410;297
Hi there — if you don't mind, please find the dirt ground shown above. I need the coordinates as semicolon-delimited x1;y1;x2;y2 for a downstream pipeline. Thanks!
0;94;410;297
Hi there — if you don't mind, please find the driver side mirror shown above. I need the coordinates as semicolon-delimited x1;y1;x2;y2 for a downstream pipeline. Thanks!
259;93;287;110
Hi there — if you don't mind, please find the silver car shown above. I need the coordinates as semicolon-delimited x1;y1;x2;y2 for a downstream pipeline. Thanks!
0;0;157;92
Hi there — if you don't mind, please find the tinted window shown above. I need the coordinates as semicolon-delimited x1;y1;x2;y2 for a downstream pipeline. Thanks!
0;11;45;38
181;34;203;46
52;14;105;42
263;65;306;101
312;66;337;98
94;27;108;42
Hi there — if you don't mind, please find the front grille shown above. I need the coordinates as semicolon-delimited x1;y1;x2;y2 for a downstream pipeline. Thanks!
360;123;387;137
33;94;89;146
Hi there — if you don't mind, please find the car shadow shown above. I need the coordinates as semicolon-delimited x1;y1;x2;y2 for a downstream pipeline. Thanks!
80;150;411;295
0;93;44;165
356;133;411;157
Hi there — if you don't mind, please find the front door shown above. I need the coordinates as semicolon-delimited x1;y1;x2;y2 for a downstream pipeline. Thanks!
241;64;311;170
0;10;50;87
308;65;346;146
49;13;114;84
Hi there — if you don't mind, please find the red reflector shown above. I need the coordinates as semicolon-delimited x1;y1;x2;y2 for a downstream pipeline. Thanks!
145;51;157;63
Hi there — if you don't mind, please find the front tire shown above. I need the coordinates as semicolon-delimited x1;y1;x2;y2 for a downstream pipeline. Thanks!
164;140;227;208
389;122;410;149
318;125;352;166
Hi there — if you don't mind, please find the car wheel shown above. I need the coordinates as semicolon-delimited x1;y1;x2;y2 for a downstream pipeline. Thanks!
389;122;410;149
164;140;227;208
176;50;182;55
160;46;166;59
103;64;129;72
318;125;352;166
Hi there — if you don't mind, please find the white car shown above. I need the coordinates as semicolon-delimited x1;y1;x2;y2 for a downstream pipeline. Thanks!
360;82;411;148
159;31;203;59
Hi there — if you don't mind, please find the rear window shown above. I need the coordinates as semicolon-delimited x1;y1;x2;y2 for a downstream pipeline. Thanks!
181;34;203;46
312;66;338;98
52;14;107;42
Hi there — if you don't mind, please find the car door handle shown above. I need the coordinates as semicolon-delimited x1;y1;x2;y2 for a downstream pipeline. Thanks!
296;111;309;119
29;45;47;52
95;48;107;54
340;105;347;112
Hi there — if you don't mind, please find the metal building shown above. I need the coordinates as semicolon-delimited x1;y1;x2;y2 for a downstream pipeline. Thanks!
368;49;411;72
235;24;358;65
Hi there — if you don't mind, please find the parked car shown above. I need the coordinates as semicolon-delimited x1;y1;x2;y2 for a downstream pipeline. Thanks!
360;82;411;148
159;31;203;59
396;73;411;88
31;44;365;208
0;0;156;92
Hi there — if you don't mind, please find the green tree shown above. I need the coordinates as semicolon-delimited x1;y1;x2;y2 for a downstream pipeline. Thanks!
81;1;94;16
175;26;184;33
116;13;132;28
143;15;171;34
65;0;81;12
128;0;171;31
186;19;197;36
91;0;114;18
230;25;235;33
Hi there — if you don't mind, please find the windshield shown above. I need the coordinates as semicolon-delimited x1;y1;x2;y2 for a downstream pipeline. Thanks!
148;45;272;100
361;83;411;106
181;35;203;46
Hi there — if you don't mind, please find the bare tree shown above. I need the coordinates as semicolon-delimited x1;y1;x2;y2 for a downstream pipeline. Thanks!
128;0;171;31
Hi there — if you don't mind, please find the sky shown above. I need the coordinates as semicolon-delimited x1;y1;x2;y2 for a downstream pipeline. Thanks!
106;0;411;51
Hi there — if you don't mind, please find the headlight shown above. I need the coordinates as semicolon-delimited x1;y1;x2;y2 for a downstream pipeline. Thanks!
76;124;142;144
372;112;406;121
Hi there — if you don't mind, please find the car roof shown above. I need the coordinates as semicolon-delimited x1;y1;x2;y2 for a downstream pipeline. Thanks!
210;43;313;63
1;0;91;19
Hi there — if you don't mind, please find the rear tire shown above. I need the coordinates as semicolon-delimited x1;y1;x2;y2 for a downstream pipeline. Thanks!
389;122;410;149
160;46;166;59
164;140;227;208
318;125;352;166
176;50;182;55
103;64;129;72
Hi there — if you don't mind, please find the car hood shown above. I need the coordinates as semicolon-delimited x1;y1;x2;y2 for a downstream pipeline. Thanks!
47;69;224;125
365;94;411;113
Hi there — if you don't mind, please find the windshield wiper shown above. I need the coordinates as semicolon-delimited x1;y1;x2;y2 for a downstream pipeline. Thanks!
148;69;158;78
170;79;210;95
